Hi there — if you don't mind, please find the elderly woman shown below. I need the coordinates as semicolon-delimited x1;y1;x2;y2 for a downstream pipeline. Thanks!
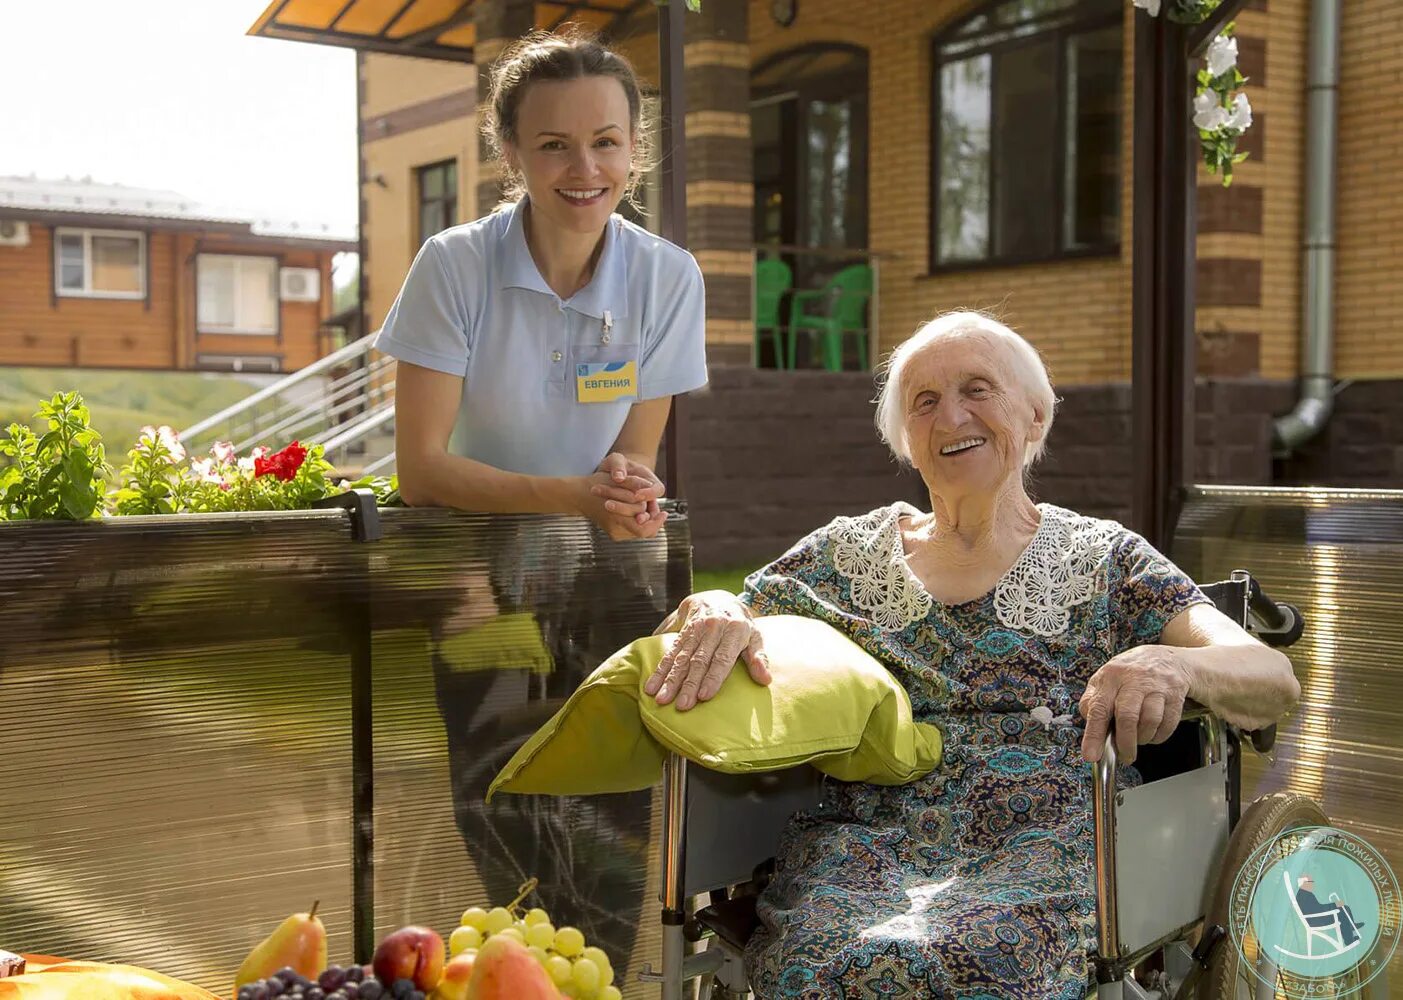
646;311;1300;998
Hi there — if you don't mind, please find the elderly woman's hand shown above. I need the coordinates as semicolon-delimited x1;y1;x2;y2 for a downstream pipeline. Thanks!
1078;645;1193;765
645;590;771;711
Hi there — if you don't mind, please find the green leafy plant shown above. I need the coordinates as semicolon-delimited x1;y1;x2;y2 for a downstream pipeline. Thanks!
111;425;188;515
339;473;402;508
1193;25;1252;187
0;392;110;521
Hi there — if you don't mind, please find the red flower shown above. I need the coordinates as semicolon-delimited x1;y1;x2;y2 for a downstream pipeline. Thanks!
254;441;309;482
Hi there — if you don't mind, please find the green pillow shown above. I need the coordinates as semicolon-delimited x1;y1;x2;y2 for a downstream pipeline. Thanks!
487;614;943;800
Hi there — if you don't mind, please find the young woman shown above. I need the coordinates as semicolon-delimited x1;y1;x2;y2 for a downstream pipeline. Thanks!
374;29;707;541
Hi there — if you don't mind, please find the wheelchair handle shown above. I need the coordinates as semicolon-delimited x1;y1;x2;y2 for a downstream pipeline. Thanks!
1245;577;1305;647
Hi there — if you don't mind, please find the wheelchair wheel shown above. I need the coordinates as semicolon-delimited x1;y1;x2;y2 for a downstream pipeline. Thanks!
1198;793;1379;1000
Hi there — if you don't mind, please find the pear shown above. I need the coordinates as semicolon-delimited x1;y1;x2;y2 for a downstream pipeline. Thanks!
233;901;328;993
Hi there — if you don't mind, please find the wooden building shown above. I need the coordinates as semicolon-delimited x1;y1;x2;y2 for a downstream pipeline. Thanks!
0;176;357;373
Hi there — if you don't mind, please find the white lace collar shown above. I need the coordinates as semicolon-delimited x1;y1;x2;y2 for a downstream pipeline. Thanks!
829;503;1119;637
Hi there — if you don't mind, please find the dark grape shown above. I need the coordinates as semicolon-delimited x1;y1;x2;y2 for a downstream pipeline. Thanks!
266;977;286;995
305;988;324;1000
391;980;415;1000
319;968;347;990
408;992;424;1000
357;981;384;1000
345;966;365;984
238;987;257;1000
343;986;360;1000
250;986;271;1000
276;968;299;983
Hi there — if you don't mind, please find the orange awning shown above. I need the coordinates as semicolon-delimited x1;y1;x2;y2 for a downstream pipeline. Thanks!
249;0;644;62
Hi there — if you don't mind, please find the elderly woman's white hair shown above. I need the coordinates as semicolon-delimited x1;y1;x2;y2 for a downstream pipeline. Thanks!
874;311;1058;468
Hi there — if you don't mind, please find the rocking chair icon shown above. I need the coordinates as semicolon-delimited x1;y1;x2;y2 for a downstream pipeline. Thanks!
1275;871;1363;961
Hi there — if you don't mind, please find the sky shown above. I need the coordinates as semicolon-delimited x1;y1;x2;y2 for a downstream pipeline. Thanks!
0;1;360;238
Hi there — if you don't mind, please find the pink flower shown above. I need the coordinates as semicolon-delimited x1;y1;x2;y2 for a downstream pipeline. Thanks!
211;441;236;465
250;445;272;460
156;426;185;463
189;457;225;485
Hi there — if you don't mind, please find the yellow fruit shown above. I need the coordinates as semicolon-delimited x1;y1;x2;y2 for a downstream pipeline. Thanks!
601;987;622;1000
553;926;585;958
494;927;525;945
581;946;612;984
484;907;514;935
527;945;549;965
523;907;551;927
545;955;573;986
571;956;602;993
233;903;328;992
525;922;556;951
449;924;482;956
460;906;489;931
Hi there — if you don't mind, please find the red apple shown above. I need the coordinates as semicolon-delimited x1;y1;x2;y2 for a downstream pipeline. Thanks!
372;925;446;991
429;952;476;1000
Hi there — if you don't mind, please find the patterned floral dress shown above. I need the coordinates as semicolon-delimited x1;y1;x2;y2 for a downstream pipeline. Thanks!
740;502;1210;999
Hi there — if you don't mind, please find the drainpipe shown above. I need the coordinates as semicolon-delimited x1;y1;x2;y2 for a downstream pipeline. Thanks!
1273;0;1342;455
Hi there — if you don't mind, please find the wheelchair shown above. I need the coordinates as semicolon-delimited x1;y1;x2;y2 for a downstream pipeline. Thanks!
639;571;1329;1000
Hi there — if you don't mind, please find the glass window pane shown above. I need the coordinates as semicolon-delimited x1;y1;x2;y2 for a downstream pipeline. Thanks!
198;256;237;329
938;55;992;263
58;233;85;290
422;167;443;200
445;162;457;196
91;235;142;294
1064;26;1122;249
991;39;1059;259
804;98;853;248
236;258;278;333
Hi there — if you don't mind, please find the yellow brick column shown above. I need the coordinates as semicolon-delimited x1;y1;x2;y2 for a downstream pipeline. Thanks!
684;2;753;366
474;0;537;216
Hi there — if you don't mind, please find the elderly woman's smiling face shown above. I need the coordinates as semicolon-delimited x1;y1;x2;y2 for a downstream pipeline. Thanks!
901;333;1044;496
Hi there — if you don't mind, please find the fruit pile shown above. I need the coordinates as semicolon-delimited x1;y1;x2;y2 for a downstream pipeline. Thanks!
450;901;620;1000
231;880;613;1000
235;964;417;1000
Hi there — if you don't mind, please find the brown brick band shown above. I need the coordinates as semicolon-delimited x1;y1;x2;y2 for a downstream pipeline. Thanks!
703;273;754;322
687;203;753;250
1197;257;1262;308
363;86;477;143
1199;184;1264;234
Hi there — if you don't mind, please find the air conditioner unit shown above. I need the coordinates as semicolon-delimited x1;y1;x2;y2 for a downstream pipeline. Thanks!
0;220;30;247
279;267;321;302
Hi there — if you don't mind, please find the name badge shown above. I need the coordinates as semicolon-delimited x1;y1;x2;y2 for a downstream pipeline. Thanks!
576;361;638;403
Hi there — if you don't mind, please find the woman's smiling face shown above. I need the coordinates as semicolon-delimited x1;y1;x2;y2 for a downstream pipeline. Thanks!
505;75;634;235
901;333;1044;498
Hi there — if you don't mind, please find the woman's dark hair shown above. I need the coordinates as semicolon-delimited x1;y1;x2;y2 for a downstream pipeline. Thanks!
482;26;654;209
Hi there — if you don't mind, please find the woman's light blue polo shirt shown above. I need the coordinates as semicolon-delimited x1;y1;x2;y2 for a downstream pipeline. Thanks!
373;199;708;477
373;199;707;476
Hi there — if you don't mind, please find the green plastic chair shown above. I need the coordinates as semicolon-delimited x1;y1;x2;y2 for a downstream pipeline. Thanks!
754;257;793;368
786;263;873;371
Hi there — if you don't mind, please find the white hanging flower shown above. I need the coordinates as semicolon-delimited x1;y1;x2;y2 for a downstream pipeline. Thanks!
1206;33;1239;78
1226;91;1253;131
1131;0;1162;15
1193;90;1230;131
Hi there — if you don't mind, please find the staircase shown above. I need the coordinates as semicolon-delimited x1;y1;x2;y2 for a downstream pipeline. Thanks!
178;335;396;477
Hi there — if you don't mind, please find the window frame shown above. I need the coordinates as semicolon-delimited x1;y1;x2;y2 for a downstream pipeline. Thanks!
195;252;281;336
415;159;458;248
928;0;1123;274
53;227;147;300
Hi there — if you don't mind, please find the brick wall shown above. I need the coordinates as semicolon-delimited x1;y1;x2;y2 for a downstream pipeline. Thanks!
684;374;1403;569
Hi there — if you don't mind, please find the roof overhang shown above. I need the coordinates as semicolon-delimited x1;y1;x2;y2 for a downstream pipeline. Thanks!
249;0;648;62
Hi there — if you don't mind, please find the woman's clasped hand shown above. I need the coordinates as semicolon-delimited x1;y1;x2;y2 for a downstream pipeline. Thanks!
586;451;668;540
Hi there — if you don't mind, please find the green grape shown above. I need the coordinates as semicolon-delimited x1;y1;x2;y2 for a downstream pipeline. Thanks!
450;924;483;956
525;922;556;951
580;946;613;985
484;907;514;935
572;956;602;994
459;906;489;931
553;926;585;958
601;987;623;1000
545;955;573;987
523;907;551;927
495;927;525;944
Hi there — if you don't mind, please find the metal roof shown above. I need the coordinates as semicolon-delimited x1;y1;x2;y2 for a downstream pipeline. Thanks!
249;0;646;62
0;175;357;246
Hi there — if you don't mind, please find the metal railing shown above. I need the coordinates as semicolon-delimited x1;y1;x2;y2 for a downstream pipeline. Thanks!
178;334;396;473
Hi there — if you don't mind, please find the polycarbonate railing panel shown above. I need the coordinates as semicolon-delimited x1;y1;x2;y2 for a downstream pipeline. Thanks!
0;512;360;994
0;506;692;1000
1173;486;1403;999
367;509;689;998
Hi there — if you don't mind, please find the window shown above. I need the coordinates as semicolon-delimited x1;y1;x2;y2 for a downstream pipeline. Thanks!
417;160;457;246
197;254;278;334
932;0;1122;269
54;228;145;299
